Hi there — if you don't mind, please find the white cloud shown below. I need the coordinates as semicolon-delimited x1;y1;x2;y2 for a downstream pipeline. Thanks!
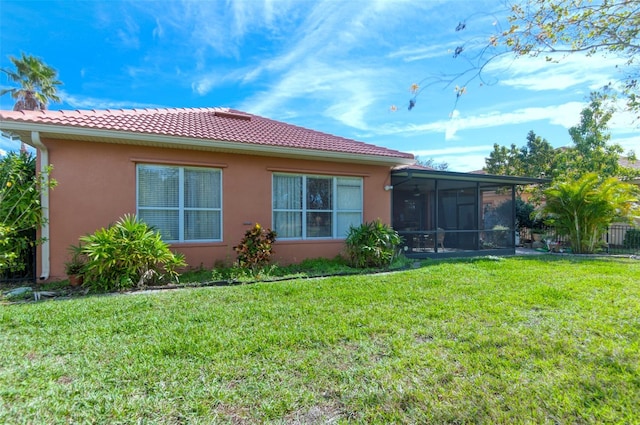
0;132;22;155
191;78;217;97
387;43;456;62
239;58;391;130
324;88;375;130
488;53;628;93
445;109;461;141
60;91;161;110
412;145;494;157
439;153;489;172
160;0;300;59
501;73;600;91
412;146;494;172
611;135;640;155
609;105;640;135
190;68;250;96
386;102;585;139
116;14;141;49
184;1;373;95
152;18;164;39
240;1;368;82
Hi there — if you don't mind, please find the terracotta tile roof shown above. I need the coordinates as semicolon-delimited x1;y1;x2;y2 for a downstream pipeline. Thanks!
0;107;413;160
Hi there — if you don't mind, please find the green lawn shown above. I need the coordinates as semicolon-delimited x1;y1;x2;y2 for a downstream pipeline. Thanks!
1;256;639;423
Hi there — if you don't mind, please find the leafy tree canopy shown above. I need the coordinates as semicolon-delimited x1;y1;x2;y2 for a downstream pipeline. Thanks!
484;93;638;182
555;92;638;180
484;130;554;178
414;156;450;171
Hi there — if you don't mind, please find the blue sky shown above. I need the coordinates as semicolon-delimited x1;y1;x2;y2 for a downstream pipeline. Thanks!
1;0;638;171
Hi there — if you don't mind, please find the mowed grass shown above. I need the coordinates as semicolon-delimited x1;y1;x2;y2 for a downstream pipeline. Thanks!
1;256;639;424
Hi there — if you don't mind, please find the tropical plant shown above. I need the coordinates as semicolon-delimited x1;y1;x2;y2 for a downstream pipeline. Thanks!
0;151;55;273
539;173;639;254
344;219;402;268
1;53;62;110
80;214;186;291
233;223;277;275
64;244;86;275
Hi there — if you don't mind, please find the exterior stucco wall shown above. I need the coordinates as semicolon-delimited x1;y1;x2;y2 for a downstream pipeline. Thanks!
40;138;392;280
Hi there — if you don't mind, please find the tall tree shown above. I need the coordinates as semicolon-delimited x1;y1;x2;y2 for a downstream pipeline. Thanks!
520;130;556;178
554;92;638;180
484;143;524;176
484;131;555;178
1;53;62;111
485;95;638;181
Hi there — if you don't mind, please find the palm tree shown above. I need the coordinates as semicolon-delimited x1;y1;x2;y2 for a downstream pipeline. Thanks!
540;173;639;254
1;53;62;111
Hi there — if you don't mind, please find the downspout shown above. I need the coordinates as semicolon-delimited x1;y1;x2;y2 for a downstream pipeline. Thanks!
30;131;50;280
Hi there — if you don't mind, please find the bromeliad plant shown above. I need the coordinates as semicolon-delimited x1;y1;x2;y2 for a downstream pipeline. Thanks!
80;214;186;291
233;223;277;276
344;219;402;268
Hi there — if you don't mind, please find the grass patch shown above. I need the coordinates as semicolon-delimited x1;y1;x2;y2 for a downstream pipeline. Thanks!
1;256;639;423
179;255;413;285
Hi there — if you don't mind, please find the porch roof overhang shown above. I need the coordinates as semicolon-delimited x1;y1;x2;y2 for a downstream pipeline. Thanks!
391;167;549;186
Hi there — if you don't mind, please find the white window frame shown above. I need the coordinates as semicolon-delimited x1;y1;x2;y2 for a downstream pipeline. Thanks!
136;164;223;242
272;173;363;240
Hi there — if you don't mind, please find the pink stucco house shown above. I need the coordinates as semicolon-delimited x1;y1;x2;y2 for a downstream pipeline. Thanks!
0;107;414;281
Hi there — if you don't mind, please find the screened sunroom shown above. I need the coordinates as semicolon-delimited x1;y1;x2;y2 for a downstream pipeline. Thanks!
390;167;545;258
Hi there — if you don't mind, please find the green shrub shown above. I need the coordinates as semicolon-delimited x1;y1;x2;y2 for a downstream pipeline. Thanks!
233;223;277;275
344;219;402;268
623;228;640;249
515;198;542;229
0;152;56;273
80;214;186;291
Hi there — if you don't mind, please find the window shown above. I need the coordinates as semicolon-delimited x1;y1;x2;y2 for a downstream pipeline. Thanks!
273;173;362;239
137;164;222;242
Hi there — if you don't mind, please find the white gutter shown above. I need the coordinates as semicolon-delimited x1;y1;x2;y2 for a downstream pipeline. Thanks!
30;131;50;280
